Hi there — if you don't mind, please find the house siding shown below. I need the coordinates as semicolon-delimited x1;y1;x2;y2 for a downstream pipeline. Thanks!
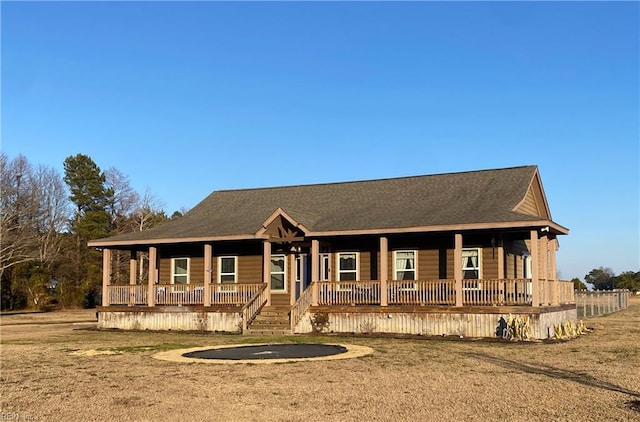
519;188;540;217
153;234;527;285
331;237;378;282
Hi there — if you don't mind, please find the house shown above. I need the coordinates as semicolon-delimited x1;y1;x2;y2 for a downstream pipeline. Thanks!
89;165;575;339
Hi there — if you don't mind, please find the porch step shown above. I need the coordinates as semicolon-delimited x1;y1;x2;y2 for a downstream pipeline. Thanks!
245;305;292;336
244;328;292;336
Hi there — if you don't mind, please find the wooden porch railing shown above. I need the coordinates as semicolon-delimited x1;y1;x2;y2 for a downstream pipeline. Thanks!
105;280;576;308
317;281;381;306
291;282;315;330
463;279;533;306
155;283;205;305
107;285;149;305
105;282;266;307
557;281;575;304
241;284;268;333
389;279;456;305
211;282;265;305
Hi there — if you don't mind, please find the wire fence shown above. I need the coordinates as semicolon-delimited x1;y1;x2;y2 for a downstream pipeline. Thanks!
575;289;630;318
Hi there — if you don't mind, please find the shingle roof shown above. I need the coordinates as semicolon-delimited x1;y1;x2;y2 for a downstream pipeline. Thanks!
90;165;565;246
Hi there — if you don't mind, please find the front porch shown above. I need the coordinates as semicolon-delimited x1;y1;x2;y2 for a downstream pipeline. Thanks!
98;277;575;338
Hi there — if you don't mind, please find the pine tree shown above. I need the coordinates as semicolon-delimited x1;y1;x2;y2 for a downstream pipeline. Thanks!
63;153;114;307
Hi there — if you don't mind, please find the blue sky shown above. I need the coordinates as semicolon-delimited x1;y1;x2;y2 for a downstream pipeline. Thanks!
2;1;638;281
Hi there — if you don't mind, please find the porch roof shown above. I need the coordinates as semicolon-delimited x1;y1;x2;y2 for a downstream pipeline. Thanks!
89;165;568;247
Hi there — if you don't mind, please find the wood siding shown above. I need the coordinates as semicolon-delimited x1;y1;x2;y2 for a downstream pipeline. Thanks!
518;187;541;217
239;254;263;283
152;233;544;286
482;247;499;279
514;175;550;219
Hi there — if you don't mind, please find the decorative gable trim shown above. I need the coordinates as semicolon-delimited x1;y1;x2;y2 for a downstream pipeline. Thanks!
513;169;551;219
255;207;309;243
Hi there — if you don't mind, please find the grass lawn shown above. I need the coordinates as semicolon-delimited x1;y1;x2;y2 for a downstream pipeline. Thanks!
1;298;639;421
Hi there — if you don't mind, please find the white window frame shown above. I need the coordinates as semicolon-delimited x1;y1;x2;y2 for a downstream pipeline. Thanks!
171;257;190;284
320;253;330;281
394;250;417;290
462;248;482;290
336;252;359;282
270;254;287;292
217;256;238;284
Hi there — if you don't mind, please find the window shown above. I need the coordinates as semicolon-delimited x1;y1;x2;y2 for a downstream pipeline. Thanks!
172;258;189;284
462;248;481;279
394;250;417;290
337;252;358;281
394;251;417;280
218;256;237;284
270;254;286;291
320;253;330;281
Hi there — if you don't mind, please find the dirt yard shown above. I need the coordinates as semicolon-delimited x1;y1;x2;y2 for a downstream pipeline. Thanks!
2;298;639;421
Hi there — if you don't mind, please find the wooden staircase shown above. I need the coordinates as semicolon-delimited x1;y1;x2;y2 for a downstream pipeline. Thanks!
245;294;292;336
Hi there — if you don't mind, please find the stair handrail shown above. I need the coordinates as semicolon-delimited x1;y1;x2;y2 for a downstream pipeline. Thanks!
290;282;315;332
241;283;268;333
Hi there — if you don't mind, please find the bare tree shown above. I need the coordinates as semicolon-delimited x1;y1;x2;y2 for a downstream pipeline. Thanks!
131;187;166;232
33;164;70;263
105;166;139;234
0;154;71;307
0;154;38;279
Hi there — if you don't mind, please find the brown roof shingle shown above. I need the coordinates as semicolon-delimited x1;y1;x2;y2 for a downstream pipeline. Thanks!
90;165;566;246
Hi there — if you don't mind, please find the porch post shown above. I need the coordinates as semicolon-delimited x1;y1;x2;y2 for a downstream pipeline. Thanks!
128;250;136;307
263;240;271;306
550;238;559;305
311;239;319;306
290;254;296;306
380;236;388;306
497;235;504;280
454;233;463;307
101;248;111;307
147;246;157;307
204;244;212;307
530;230;540;307
496;236;506;303
541;234;550;305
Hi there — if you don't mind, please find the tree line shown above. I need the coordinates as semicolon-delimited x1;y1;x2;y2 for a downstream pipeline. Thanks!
572;267;640;292
1;153;181;310
2;152;637;310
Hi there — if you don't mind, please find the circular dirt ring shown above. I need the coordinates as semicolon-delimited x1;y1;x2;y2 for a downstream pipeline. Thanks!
153;343;373;364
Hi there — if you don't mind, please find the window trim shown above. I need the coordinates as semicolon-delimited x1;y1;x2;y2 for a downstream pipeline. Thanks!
393;250;418;290
217;256;238;284
462;248;482;290
171;257;190;285
336;252;359;282
270;254;287;292
320;253;330;281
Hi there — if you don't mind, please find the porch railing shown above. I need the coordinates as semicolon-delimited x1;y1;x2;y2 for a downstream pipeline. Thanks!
463;279;532;306
107;285;148;306
310;279;574;307
105;282;265;306
155;284;205;305
211;282;265;305
317;281;381;306
556;280;575;304
389;279;456;305
241;284;268;332
291;282;315;329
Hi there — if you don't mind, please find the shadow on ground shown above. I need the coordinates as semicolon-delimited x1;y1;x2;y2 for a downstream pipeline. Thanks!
464;351;640;399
